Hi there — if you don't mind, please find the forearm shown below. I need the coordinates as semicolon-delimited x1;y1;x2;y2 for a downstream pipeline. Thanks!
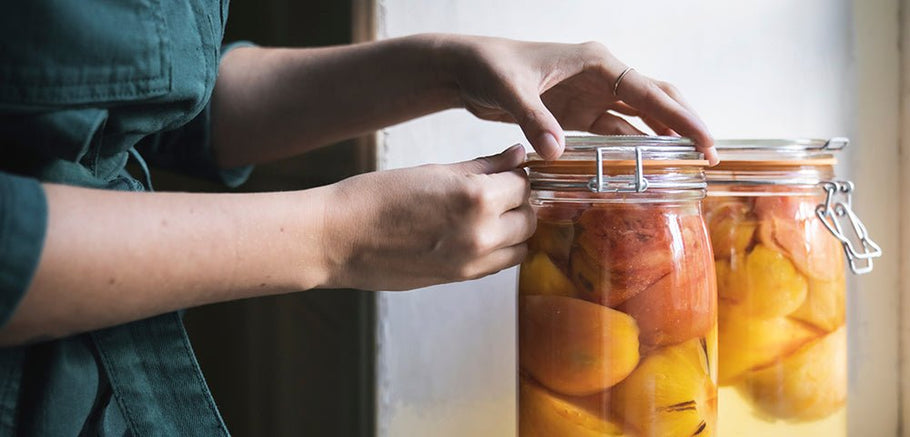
0;145;534;345
211;34;463;168
0;184;332;345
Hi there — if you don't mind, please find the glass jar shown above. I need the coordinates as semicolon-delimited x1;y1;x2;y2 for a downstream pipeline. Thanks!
518;136;718;437
705;138;881;437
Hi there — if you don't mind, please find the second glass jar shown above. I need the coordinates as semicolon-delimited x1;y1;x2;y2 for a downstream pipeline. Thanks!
705;138;881;437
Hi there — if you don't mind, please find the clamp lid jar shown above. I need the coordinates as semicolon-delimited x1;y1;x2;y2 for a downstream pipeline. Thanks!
705;137;880;437
519;136;718;437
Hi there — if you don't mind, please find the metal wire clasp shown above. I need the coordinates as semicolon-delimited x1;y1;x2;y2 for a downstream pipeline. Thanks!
815;180;882;274
822;137;849;150
587;147;649;193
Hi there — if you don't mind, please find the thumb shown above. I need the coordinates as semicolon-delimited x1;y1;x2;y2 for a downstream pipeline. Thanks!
509;94;565;161
460;143;527;175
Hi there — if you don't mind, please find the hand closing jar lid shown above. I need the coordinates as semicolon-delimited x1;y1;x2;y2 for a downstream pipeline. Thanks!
518;135;718;437
705;138;881;437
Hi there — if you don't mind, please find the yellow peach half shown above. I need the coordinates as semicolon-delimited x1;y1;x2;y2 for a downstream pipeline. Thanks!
612;339;717;437
519;252;577;298
519;295;641;396
528;220;575;265
519;376;626;437
738;326;847;421
789;260;847;332
703;197;758;260
717;307;821;385
722;244;808;318
710;217;758;261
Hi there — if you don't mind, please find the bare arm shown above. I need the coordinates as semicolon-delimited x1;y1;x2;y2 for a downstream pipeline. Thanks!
211;35;461;168
2;34;716;345
0;184;332;345
0;146;531;346
212;34;716;167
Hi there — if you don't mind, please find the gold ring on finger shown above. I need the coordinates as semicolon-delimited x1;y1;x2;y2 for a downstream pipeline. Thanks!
612;67;635;97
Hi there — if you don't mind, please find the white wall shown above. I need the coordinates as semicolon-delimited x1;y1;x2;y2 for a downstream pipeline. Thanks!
373;1;900;435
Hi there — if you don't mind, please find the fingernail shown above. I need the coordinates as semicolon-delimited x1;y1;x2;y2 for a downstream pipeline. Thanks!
540;133;562;160
502;144;526;163
707;147;719;166
505;143;524;154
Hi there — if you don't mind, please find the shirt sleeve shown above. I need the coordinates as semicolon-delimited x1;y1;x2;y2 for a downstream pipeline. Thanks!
0;171;47;328
135;41;256;189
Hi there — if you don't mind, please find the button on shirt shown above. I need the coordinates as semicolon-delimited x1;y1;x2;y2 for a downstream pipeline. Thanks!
0;1;252;434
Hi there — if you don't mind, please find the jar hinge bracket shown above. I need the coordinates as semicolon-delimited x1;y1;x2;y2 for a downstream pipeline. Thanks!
816;180;883;274
588;147;649;193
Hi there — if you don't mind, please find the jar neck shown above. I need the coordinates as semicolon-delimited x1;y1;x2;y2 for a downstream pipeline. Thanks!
529;165;706;203
706;164;835;196
531;188;706;204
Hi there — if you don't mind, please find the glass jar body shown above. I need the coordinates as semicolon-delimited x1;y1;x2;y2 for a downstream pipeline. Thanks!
706;182;847;437
518;192;718;437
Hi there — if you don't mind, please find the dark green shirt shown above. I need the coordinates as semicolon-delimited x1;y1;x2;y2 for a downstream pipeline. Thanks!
0;1;251;434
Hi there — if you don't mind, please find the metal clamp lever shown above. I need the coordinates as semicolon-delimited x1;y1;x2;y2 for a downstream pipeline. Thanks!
822;137;849;150
815;181;883;274
588;147;649;193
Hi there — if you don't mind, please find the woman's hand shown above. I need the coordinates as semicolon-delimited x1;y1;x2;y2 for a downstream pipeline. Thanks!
213;34;714;167
1;146;533;343
438;35;717;163
322;145;534;291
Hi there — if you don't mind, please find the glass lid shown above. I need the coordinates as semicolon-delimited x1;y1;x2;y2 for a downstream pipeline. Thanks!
525;135;707;193
714;137;847;151
711;137;847;166
527;135;706;164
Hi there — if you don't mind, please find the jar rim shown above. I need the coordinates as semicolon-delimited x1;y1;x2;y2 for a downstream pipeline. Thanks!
528;135;707;164
711;137;847;166
706;138;845;185
714;137;848;151
566;134;693;147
